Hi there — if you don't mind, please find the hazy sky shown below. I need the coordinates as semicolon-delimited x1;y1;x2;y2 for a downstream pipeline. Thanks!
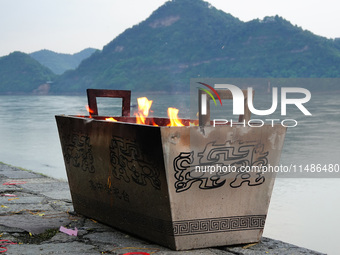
1;0;339;57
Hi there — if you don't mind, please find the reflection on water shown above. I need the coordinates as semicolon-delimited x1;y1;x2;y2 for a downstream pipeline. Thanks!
0;93;339;254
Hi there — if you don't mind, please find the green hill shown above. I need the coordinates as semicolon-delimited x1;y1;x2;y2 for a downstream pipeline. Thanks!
0;52;56;94
1;0;340;95
30;48;97;75
52;0;340;93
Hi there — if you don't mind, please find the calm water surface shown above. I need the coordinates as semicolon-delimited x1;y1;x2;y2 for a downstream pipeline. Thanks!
0;93;339;254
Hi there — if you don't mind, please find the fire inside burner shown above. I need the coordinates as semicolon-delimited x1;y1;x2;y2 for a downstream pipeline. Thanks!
83;90;193;126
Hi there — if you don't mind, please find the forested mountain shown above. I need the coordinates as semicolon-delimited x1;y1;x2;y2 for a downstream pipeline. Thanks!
0;52;56;94
30;48;97;75
2;0;340;94
51;0;340;93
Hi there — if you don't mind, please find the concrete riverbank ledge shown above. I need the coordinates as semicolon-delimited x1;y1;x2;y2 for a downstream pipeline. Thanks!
0;163;324;255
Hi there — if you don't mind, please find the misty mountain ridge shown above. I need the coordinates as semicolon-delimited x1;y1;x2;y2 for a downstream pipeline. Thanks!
0;48;97;94
30;48;97;75
0;51;56;94
1;0;340;94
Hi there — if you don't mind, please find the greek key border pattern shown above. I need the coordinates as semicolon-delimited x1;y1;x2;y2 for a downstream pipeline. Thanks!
73;193;265;237
173;215;266;236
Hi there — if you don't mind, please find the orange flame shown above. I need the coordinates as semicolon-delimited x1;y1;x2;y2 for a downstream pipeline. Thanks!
105;117;118;122
134;97;155;125
151;119;159;126
84;99;186;127
85;105;94;118
167;107;184;126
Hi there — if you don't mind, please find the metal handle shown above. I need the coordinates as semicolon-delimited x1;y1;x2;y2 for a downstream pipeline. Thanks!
87;89;131;117
198;87;253;126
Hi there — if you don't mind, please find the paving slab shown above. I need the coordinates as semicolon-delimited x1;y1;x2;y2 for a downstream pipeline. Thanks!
0;183;23;192
0;162;326;255
5;242;99;255
0;202;53;213
0;212;72;234
0;196;46;204
20;182;72;201
0;169;43;179
223;237;324;255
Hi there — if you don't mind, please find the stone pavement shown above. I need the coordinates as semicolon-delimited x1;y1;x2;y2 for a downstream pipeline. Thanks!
0;163;325;255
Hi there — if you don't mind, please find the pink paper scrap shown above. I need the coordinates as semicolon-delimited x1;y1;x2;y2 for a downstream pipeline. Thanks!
59;226;78;236
2;181;27;185
1;194;17;197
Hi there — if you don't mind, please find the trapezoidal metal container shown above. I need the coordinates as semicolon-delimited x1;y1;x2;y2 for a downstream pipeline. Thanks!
55;89;287;250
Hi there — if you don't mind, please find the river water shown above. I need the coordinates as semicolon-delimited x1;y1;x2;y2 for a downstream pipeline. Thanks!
0;93;339;254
